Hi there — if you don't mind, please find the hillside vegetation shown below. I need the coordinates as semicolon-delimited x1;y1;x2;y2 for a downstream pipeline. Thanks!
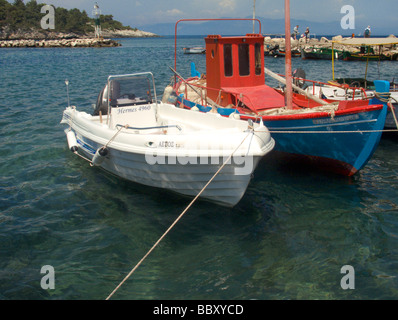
0;0;136;34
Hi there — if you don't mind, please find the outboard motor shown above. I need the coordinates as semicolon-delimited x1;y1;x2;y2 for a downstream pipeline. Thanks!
292;68;307;89
93;84;109;116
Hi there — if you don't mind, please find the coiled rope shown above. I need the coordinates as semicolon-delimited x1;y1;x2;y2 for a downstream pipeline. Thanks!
105;129;254;300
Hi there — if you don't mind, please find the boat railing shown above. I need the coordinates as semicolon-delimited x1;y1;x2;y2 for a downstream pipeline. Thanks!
174;76;259;114
116;124;182;131
277;73;369;100
174;75;214;108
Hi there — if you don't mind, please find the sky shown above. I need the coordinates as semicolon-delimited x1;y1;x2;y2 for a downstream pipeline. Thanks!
27;0;398;34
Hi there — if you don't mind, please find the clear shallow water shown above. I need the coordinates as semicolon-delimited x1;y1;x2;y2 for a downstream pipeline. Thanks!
0;37;397;300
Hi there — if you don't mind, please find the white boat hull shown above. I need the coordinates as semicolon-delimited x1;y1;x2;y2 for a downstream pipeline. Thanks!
62;102;274;207
183;47;205;54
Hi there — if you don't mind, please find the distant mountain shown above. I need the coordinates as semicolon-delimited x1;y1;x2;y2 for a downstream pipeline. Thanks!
140;16;395;37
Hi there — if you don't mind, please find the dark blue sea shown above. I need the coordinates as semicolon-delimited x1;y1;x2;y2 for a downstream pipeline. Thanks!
1;36;397;300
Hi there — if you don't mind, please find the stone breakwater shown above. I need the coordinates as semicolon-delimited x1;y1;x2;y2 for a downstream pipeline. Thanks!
0;37;121;48
0;27;159;48
264;34;398;60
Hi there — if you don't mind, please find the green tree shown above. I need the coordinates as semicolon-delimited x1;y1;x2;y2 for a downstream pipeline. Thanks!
54;7;68;32
0;0;12;28
25;0;41;29
1;1;133;34
64;8;90;33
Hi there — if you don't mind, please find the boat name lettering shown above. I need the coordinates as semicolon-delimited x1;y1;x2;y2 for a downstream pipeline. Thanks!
313;114;359;124
117;106;151;114
159;141;175;148
158;141;183;148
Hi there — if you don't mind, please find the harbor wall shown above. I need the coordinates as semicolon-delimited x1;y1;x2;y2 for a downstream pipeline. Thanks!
264;34;398;60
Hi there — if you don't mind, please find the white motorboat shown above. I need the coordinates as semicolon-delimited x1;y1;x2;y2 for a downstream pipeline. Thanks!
60;72;274;207
183;47;206;54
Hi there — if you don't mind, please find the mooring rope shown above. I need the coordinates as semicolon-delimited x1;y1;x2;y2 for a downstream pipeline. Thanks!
374;92;391;103
105;129;254;300
388;101;398;129
372;92;398;129
105;124;129;148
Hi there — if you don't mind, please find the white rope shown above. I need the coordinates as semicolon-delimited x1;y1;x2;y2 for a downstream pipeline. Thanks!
105;129;254;300
105;124;128;148
73;151;92;163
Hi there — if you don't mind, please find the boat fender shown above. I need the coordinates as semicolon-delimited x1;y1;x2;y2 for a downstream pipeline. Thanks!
161;85;172;103
168;91;178;105
162;86;172;103
191;106;199;111
66;130;78;153
162;86;178;105
292;68;307;89
91;146;109;166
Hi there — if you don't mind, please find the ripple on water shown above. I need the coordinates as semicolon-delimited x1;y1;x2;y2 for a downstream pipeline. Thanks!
1;38;398;299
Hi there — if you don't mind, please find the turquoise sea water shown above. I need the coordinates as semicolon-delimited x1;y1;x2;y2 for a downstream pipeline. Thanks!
1;36;398;300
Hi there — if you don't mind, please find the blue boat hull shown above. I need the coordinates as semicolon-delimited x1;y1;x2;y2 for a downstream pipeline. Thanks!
176;94;387;176
261;105;387;175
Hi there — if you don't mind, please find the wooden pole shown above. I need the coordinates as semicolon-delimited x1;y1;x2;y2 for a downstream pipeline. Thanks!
284;0;293;109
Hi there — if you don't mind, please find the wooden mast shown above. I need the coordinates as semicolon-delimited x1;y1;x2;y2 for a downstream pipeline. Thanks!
284;0;293;109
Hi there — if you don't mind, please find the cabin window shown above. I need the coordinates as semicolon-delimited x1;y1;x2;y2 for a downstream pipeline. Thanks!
224;44;233;77
255;43;262;75
238;43;250;76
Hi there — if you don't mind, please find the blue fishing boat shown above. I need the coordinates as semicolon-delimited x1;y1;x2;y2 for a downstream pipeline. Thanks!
260;94;388;175
169;18;388;176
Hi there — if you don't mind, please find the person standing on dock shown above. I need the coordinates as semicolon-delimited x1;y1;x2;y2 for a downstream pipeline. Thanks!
292;25;299;40
305;27;310;43
364;26;371;38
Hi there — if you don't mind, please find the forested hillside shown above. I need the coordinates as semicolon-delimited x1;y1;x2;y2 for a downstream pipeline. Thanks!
0;0;136;34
